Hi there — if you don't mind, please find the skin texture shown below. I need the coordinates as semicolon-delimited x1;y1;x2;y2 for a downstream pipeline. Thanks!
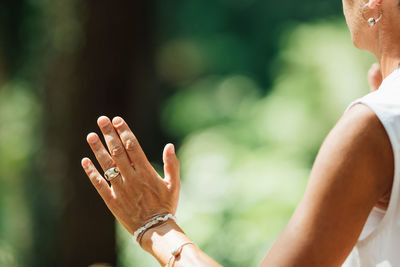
82;0;400;266
368;63;383;92
82;116;180;235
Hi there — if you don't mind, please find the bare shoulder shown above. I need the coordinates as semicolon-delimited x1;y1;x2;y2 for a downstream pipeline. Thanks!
326;102;394;194
308;102;394;212
261;103;394;267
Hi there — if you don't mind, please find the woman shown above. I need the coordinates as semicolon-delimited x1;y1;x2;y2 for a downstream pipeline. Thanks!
81;0;400;265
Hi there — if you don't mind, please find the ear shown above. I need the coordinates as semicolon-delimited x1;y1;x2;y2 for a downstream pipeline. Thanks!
368;0;383;9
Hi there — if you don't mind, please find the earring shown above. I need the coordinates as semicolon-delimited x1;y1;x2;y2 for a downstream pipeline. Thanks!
361;3;383;26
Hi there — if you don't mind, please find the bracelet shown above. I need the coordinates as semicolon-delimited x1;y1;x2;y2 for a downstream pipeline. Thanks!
133;213;177;243
165;241;196;267
137;220;168;245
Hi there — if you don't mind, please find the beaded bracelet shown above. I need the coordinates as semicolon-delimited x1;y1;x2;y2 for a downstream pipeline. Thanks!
165;241;196;267
133;213;177;243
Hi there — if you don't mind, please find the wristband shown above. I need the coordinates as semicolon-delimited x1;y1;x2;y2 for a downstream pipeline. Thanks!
133;213;177;243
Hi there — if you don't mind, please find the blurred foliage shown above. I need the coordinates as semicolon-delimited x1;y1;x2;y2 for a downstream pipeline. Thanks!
154;0;341;90
0;0;377;266
117;20;374;266
0;82;39;266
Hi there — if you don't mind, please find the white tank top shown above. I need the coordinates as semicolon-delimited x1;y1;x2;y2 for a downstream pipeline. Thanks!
342;67;400;267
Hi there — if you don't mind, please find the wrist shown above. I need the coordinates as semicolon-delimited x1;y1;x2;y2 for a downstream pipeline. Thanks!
135;214;177;243
140;219;185;250
140;220;191;263
138;219;221;267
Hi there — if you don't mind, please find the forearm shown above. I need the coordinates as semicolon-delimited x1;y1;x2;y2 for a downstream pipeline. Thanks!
141;220;222;267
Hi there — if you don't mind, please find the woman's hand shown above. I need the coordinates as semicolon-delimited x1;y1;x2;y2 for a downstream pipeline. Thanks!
81;116;221;266
368;63;383;92
81;116;180;236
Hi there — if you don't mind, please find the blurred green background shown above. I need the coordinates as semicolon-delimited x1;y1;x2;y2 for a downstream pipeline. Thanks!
0;0;375;266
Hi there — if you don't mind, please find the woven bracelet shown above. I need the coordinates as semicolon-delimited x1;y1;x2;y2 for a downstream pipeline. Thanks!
133;214;177;243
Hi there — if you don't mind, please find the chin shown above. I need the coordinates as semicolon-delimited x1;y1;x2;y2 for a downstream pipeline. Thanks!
350;32;364;50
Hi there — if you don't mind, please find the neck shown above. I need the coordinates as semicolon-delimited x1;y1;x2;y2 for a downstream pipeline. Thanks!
378;54;400;79
374;14;400;79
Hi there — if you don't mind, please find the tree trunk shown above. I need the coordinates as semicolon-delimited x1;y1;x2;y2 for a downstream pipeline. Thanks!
33;1;161;266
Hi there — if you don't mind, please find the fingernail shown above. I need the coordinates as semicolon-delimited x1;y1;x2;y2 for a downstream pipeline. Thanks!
87;133;98;144
170;144;175;154
81;158;90;168
112;116;123;127
97;116;109;127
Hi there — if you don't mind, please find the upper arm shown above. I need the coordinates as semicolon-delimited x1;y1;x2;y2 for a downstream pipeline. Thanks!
261;103;394;267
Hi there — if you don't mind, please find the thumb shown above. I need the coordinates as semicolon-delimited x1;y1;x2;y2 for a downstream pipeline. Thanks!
163;143;180;188
368;63;383;92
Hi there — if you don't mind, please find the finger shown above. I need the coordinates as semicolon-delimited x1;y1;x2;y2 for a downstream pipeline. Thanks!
368;63;382;92
112;116;151;169
163;143;180;188
87;132;123;185
87;132;115;171
97;116;134;178
81;157;114;202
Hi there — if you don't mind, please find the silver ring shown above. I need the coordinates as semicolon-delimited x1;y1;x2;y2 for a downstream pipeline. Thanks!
104;167;120;181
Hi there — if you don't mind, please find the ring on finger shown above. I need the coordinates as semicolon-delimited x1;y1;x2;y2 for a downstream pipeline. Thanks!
104;167;120;181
